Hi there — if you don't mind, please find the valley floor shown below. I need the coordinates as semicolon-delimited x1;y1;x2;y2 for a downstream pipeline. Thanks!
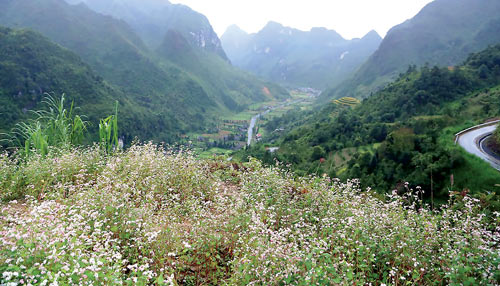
187;89;316;158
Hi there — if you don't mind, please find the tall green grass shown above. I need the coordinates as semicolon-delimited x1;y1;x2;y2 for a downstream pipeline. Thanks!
99;101;119;153
2;93;87;157
2;94;120;157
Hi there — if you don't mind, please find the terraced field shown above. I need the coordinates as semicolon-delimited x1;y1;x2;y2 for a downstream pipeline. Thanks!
333;97;361;107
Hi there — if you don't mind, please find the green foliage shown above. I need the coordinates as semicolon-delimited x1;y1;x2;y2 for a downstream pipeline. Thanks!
0;144;498;284
0;0;289;145
0;146;104;201
0;26;119;139
157;30;289;112
38;95;87;148
99;102;119;154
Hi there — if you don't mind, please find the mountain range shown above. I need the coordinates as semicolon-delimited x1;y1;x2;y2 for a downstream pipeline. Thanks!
64;0;227;57
65;0;289;110
221;22;382;89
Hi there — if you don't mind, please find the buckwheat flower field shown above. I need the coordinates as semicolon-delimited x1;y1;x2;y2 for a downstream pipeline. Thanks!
1;144;499;285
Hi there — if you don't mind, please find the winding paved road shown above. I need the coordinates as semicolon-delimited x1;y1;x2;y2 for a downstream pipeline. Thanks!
457;124;500;171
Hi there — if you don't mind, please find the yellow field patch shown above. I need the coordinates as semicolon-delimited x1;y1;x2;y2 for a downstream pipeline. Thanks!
333;97;360;107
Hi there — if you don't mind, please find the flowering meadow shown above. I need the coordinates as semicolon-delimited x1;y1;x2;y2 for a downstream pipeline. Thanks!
0;144;499;285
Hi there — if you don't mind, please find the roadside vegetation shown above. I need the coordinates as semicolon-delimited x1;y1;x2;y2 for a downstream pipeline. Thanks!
240;45;500;204
495;124;500;144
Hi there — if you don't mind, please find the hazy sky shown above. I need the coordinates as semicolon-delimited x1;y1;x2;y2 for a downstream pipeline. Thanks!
170;0;434;39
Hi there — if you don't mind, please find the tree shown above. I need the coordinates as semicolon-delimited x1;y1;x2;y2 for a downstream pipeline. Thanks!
478;64;490;79
311;146;325;161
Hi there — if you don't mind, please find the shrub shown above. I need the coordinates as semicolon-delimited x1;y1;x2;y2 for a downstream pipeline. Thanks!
495;125;500;145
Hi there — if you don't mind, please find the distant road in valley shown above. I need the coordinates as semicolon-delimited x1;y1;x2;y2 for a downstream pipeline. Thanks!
247;110;270;146
457;123;500;171
247;99;306;146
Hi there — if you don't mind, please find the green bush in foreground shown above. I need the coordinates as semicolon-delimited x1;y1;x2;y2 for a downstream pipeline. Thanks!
0;144;499;285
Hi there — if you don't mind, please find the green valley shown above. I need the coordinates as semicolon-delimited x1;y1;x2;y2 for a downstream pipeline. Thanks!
240;45;500;205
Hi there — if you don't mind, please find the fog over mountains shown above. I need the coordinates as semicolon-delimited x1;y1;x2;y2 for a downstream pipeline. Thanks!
236;0;500;200
221;22;382;89
64;0;227;58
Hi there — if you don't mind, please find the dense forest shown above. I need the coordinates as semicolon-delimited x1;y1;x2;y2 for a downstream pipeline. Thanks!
0;27;121;139
240;45;500;205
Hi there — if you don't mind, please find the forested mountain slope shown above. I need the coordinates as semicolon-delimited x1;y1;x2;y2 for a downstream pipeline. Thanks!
156;31;285;111
64;0;227;57
0;0;217;139
0;0;288;142
0;27;117;136
62;0;288;110
0;26;196;143
326;0;500;99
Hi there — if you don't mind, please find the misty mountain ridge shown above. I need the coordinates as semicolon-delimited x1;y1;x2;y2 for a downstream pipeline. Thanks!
221;21;382;89
61;0;288;111
326;0;500;99
64;0;227;58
